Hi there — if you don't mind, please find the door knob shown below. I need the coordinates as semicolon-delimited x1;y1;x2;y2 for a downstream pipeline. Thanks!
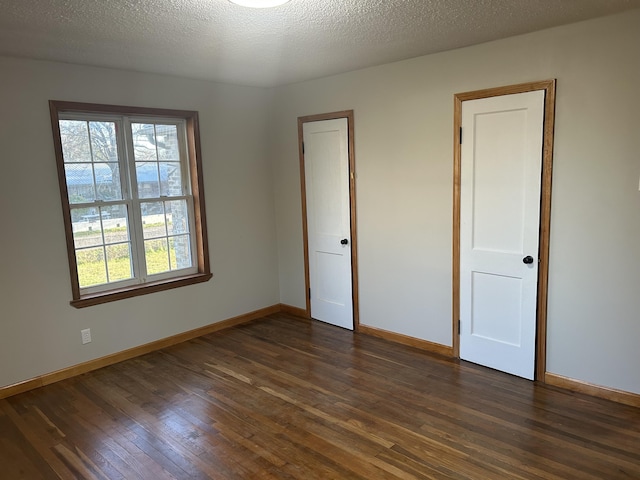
523;255;534;264
340;238;349;245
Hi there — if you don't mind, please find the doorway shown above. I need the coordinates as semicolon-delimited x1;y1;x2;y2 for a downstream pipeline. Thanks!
298;111;359;330
453;80;556;380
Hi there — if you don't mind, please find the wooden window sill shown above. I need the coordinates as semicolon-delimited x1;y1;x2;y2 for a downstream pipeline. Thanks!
70;273;213;308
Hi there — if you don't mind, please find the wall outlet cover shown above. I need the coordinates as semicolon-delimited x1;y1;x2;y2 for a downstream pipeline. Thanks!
81;328;92;344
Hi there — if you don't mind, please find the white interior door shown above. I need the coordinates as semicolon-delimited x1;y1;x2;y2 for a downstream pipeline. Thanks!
460;90;544;380
303;118;353;330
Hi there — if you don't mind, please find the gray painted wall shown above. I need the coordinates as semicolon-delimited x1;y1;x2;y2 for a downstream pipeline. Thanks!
270;10;640;394
0;58;280;389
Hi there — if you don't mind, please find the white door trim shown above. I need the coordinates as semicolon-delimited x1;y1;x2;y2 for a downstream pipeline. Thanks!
453;80;556;381
298;110;359;330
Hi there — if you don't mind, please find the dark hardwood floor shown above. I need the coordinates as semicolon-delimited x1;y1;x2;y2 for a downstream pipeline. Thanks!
1;313;639;479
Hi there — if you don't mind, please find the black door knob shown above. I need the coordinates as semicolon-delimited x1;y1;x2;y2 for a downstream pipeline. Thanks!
340;238;349;245
523;255;534;264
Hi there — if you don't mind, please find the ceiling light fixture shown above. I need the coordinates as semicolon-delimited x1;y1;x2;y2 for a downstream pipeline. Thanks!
229;0;291;7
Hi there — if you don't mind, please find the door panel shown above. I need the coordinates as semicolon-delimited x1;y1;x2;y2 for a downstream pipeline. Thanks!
472;109;527;253
471;272;522;346
303;118;353;330
460;90;544;380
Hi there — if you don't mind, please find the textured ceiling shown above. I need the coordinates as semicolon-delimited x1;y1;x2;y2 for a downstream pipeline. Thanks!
0;0;639;87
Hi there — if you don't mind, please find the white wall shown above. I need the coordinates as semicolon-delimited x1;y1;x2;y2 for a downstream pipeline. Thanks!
0;57;280;389
271;11;640;394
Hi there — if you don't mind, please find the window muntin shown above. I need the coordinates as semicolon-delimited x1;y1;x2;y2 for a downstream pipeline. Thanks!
51;102;211;307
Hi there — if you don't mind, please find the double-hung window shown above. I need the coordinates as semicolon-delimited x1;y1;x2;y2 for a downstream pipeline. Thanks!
50;101;211;307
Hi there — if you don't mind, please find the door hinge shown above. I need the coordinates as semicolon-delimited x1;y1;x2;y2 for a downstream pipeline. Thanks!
302;141;305;154
459;127;462;144
458;319;461;335
308;288;311;299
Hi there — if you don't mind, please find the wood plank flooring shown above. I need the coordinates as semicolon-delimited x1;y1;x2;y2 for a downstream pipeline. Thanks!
1;313;639;479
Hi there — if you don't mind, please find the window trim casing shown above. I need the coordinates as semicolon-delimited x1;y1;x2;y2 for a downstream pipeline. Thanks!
50;100;212;308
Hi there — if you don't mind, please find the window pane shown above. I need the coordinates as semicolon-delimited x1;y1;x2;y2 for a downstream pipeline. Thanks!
106;244;133;282
167;200;191;270
101;204;129;244
59;120;91;162
145;238;170;275
89;121;118;163
132;123;157;161
156;124;179;161
166;200;189;235
65;164;96;203
160;162;183;197
72;207;102;248
76;247;107;288
136;162;161;199
94;163;122;201
141;201;166;238
170;235;192;270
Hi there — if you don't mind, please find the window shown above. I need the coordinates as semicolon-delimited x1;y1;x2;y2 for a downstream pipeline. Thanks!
50;101;211;307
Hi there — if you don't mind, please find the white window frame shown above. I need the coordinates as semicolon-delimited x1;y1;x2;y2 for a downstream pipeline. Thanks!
50;101;212;308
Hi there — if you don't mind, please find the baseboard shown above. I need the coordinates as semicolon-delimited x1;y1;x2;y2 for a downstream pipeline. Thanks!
7;305;637;408
545;372;640;408
0;304;281;400
358;324;454;357
279;303;309;318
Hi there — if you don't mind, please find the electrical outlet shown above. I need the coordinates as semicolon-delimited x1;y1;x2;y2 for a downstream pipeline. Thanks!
81;328;92;345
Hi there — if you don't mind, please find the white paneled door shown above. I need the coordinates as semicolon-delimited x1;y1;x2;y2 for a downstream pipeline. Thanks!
303;118;353;330
460;90;545;379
